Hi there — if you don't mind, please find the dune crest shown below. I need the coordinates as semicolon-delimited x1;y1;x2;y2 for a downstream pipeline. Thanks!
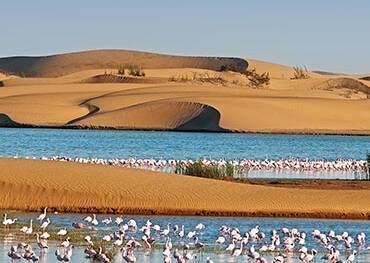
0;49;248;77
71;101;225;132
316;77;370;96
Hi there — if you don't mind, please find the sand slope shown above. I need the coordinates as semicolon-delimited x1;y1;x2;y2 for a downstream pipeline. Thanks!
0;158;369;219
0;49;248;77
0;50;369;134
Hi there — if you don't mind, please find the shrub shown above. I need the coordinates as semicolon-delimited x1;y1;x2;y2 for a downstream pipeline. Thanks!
117;64;145;77
291;66;309;79
244;68;270;88
175;161;236;179
168;72;227;85
117;65;125;75
127;64;145;77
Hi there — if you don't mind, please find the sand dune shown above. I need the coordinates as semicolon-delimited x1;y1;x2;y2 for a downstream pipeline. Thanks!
247;59;322;79
0;49;248;77
71;101;224;131
0;158;369;219
0;50;369;134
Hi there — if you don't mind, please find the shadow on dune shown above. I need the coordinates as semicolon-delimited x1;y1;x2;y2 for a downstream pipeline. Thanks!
0;113;23;127
66;100;228;132
176;104;227;132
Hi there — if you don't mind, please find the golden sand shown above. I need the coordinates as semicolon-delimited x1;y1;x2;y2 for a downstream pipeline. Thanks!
0;158;369;219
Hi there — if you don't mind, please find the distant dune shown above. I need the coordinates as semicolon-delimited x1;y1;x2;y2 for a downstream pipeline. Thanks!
0;50;369;134
0;49;248;77
0;158;369;219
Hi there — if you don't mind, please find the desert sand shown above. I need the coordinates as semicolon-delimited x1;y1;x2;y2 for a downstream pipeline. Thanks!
0;158;369;219
0;49;369;134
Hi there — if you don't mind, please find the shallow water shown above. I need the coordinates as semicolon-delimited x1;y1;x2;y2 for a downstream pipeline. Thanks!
1;128;369;160
1;213;369;262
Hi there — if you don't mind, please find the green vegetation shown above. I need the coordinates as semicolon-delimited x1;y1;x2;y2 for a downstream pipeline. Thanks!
292;66;310;79
175;161;239;179
244;68;270;88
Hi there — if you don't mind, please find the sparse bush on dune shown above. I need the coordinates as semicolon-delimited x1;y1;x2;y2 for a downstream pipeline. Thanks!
127;64;145;77
116;64;145;77
244;68;270;88
168;72;227;85
291;66;310;79
117;65;125;75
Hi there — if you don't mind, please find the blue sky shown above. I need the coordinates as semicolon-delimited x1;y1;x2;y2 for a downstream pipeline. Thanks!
1;1;369;73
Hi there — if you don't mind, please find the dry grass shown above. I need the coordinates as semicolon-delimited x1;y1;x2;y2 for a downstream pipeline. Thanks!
168;72;227;85
244;68;270;88
291;66;310;79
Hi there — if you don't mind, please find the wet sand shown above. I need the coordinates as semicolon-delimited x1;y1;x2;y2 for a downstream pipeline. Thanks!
0;158;369;219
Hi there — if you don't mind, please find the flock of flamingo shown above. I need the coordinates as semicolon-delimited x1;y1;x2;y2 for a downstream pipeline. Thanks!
2;208;369;263
14;155;368;174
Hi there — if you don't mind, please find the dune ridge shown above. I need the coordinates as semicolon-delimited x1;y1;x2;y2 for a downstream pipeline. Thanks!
0;49;248;77
70;100;225;131
0;158;369;219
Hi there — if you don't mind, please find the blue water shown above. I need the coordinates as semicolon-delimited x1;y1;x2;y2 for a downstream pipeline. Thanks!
1;213;369;262
0;128;369;160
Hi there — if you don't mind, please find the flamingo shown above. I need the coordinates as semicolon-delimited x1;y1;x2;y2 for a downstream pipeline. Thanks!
102;217;112;225
91;214;99;226
40;218;50;230
226;239;236;252
347;250;357;262
57;228;67;239
84;247;97;258
40;232;50;239
121;247;136;262
97;247;110;262
20;220;33;235
37;207;48;222
113;234;124;246
35;233;48;253
232;240;244;257
3;214;17;228
8;246;22;261
61;237;71;248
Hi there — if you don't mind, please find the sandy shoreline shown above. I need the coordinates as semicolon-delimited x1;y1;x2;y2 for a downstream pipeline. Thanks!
2;125;370;136
0;158;369;220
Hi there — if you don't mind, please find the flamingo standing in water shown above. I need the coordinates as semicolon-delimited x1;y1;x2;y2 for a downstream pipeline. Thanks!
20;220;33;235
40;218;51;230
37;207;47;222
2;214;17;229
36;233;48;252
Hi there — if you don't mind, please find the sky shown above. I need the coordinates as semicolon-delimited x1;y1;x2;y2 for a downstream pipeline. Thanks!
1;1;369;74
